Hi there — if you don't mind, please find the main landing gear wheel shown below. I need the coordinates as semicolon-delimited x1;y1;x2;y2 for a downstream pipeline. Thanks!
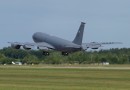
62;52;69;56
43;51;50;56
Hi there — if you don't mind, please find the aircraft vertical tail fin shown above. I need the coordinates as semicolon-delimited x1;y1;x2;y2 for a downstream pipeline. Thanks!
73;22;86;45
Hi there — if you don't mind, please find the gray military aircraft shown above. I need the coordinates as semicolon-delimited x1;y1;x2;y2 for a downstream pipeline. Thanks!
8;22;122;56
9;22;86;56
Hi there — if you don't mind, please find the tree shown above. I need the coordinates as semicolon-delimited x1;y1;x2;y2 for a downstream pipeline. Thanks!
43;52;64;64
22;54;39;64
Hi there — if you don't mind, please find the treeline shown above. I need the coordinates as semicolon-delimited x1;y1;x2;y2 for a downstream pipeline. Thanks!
0;47;130;65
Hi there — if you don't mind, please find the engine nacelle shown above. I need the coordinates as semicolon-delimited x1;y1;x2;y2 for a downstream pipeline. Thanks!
85;44;101;50
37;46;49;50
91;47;99;49
11;44;21;49
23;45;32;50
90;45;101;49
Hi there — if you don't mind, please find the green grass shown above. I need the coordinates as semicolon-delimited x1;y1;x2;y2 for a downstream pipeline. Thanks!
0;65;130;90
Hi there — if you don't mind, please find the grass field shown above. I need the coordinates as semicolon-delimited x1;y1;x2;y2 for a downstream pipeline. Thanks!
0;65;130;90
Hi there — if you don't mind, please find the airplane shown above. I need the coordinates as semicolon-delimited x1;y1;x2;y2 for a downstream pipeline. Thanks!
8;22;122;56
8;22;86;56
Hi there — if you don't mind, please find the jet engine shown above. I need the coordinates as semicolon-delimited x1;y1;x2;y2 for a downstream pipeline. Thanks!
89;44;101;49
37;46;50;50
23;45;32;50
82;42;101;50
91;47;99;49
11;44;21;49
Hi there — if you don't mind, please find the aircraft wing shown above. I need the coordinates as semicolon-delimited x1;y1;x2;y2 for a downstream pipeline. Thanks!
64;45;81;48
34;42;55;50
8;42;35;46
100;42;122;45
8;42;55;50
82;42;122;50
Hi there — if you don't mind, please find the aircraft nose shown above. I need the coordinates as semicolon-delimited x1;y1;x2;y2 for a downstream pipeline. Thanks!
32;32;44;42
32;32;39;42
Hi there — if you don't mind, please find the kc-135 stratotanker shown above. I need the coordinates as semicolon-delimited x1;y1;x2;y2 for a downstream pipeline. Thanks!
8;22;121;56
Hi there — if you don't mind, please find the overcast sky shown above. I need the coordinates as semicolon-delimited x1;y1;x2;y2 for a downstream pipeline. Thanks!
0;0;130;49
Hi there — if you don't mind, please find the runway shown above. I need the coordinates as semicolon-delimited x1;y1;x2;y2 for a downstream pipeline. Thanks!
1;65;130;70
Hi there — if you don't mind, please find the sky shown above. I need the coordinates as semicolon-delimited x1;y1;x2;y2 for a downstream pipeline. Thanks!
0;0;130;49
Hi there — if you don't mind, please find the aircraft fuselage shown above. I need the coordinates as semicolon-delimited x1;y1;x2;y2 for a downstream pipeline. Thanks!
32;32;82;52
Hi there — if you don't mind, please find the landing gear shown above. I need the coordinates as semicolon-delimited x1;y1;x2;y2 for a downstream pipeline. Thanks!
62;52;69;56
43;51;50;56
42;51;69;56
